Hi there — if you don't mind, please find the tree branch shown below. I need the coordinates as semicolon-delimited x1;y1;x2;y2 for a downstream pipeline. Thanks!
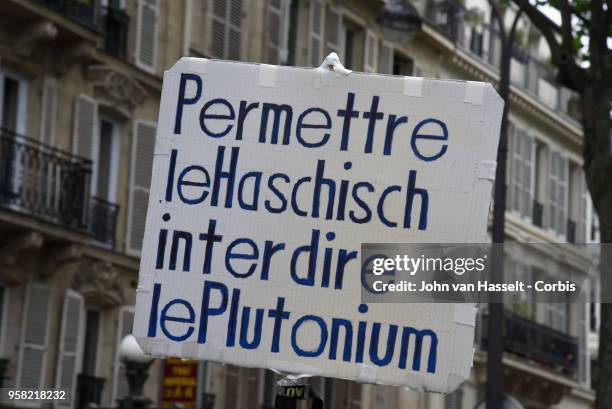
511;0;586;89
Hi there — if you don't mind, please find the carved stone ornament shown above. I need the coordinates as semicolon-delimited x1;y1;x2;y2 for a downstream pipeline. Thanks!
73;259;125;307
87;65;147;115
0;231;43;284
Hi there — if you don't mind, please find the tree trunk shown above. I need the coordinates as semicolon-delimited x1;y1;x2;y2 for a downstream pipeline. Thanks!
580;84;612;409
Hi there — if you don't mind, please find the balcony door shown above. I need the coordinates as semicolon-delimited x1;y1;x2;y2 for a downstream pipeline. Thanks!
94;117;120;203
0;70;28;206
0;70;28;134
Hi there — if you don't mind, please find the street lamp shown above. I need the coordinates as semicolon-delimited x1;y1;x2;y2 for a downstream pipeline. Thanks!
376;0;422;42
118;335;154;409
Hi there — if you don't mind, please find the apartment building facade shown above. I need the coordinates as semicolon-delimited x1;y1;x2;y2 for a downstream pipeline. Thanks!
0;0;600;409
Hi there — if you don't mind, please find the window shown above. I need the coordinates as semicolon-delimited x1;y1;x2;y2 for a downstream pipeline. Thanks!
533;141;547;227
0;71;28;134
95;117;121;203
507;124;534;220
567;163;584;243
264;0;290;64
342;20;364;71
393;53;415;76
82;309;101;376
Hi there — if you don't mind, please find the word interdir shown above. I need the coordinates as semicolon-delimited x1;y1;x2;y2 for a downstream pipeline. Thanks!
142;71;460;374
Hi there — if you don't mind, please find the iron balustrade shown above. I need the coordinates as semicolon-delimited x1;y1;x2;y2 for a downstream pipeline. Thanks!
482;311;578;376
91;196;119;247
76;374;105;409
0;128;118;246
37;0;102;30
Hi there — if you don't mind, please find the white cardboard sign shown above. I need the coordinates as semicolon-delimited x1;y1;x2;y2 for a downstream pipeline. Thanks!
133;57;503;393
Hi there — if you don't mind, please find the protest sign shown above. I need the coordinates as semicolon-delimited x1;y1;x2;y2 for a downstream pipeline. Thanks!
133;57;503;392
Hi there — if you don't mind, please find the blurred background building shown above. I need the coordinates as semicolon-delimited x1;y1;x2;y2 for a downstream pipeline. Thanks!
0;0;602;408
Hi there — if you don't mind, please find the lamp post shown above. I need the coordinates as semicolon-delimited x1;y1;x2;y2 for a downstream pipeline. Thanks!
118;335;154;409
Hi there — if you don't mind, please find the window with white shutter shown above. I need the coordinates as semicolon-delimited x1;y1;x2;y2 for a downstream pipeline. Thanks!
40;77;57;145
377;42;394;74
548;150;568;237
55;290;84;409
136;0;159;72
72;94;97;160
16;285;52;391
308;0;324;66
127;121;156;255
211;0;243;60
324;6;342;58
508;126;534;219
112;306;134;402
364;30;378;72
265;0;290;64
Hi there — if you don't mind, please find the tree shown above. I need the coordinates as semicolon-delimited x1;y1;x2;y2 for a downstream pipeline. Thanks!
513;0;611;407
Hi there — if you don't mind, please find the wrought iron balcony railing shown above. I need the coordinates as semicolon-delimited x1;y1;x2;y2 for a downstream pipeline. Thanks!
37;0;101;30
482;311;578;376
90;196;119;247
76;374;105;409
0;128;118;246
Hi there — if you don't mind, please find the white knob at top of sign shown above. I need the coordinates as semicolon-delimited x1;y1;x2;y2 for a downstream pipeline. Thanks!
119;334;154;364
318;53;352;75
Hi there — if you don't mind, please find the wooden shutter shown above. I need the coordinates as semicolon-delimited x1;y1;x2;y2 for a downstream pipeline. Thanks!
364;30;378;73
308;0;324;66
211;0;242;60
113;306;134;402
136;0;159;72
324;6;342;58
73;94;97;160
55;290;84;409
40;77;57;145
17;285;52;390
127;121;156;254
378;42;394;74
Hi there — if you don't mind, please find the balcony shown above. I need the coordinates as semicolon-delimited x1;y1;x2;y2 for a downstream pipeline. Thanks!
37;0;102;31
483;312;578;376
75;374;105;409
0;128;118;246
422;0;581;125
102;6;129;59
